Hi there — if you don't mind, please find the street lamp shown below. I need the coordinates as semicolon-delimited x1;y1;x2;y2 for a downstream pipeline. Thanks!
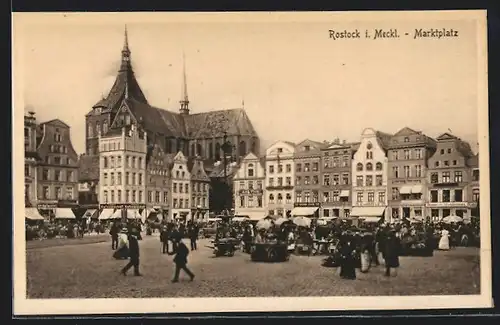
221;132;233;213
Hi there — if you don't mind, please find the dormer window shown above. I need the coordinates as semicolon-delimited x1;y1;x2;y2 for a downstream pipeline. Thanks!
277;148;283;153
404;137;410;142
304;145;310;151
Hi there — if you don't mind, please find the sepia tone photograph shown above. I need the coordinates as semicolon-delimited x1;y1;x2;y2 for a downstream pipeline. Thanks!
12;10;492;314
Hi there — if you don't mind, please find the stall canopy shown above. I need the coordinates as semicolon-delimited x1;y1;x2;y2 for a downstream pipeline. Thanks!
126;209;141;219
291;207;318;216
55;208;76;219
232;216;250;222
360;216;382;223
411;185;423;194
99;208;114;220
340;190;350;197
84;209;98;218
241;212;266;221
25;207;45;220
350;206;386;218
399;186;412;195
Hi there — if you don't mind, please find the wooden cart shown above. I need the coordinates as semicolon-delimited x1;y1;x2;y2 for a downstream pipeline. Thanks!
213;237;239;257
251;242;290;262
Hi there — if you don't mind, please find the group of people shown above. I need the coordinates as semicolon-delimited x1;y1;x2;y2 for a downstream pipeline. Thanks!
109;220;196;282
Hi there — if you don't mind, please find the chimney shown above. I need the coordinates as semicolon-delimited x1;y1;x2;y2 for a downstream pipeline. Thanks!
342;140;346;145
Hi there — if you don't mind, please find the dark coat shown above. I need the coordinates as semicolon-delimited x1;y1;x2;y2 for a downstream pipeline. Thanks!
128;234;140;259
382;234;400;268
173;241;189;265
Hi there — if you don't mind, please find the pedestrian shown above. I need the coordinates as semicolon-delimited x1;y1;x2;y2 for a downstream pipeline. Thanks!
189;223;199;251
120;227;142;276
110;221;119;250
382;229;401;277
160;226;169;254
169;237;195;282
339;231;357;280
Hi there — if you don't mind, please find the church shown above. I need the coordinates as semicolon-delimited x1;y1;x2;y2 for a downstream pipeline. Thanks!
79;27;260;210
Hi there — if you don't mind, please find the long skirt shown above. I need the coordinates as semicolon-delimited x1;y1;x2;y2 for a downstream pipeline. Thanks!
339;257;356;279
360;251;371;273
438;235;450;250
113;245;130;260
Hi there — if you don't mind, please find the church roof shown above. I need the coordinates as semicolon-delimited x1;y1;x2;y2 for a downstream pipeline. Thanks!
184;108;257;138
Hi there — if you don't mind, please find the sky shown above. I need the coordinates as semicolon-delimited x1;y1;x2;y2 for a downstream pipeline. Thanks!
14;12;483;155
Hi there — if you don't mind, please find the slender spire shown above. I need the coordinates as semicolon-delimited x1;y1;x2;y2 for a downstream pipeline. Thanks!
123;25;129;52
179;51;190;115
120;25;131;71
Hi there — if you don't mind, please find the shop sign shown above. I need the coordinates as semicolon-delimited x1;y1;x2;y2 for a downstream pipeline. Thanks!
294;202;321;208
238;189;263;195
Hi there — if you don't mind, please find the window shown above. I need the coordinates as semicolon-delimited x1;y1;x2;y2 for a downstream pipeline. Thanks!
148;191;153;203
55;187;62;199
415;165;422;178
440;149;444;155
185;184;189;193
283;164;289;172
404;166;410;177
367;192;374;202
110;172;115;185
375;162;382;171
240;196;245;207
392;188;399;200
103;190;108;203
88;123;94;137
454;189;463;202
431;209;439;221
452;160;457;166
269;194;275;203
376;175;383;186
54;156;61;165
304;145;310;151
132;190;136;203
110;157;115;168
366;175;373;186
312;191;319;202
269;178;274;186
333;157;339;167
454;171;463;183
323;192;329;202
415;149;422;159
332;191;339;202
404;150;410;160
117;190;122;202
67;171;73;182
392;151;399;160
132;173;136;185
343;156;349;167
323;209;330;217
138;173;143;185
155;191;160;203
248;182;254;190
138;157;142;169
257;181;263;189
103;173;108;186
332;174;339;185
42;168;49;180
442;172;451;183
342;173;349;185
173;183;177;193
430;172;438;183
296;164;301;172
110;190;115;203
473;169;479;181
366;151;373;160
356;192;363;202
286;193;291;203
257;196;262;207
278;177;283;186
393;166;399;178
173;199;178;208
164;192;169;203
42;186;49;199
269;165;274;173
304;176;310;185
296;192;302;202
323;157;330;168
366;163;373;171
278;165;283;173
55;170;61;181
323;175;330;186
295;177;300;185
472;188;480;202
248;166;254;177
356;176;363;186
447;148;452;154
356;163;363;171
277;193;283;204
378;192;385;203
179;199;183;208
125;172;130;185
25;165;30;177
444;160;449;166
304;192;311;202
286;177;291;186
304;163;310;172
430;190;438;202
404;137;410;143
313;162;319;172
442;190;450;202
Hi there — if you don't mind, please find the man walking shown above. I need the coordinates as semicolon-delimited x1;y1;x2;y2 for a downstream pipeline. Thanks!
110;221;119;250
120;227;142;276
170;237;195;282
189;222;199;251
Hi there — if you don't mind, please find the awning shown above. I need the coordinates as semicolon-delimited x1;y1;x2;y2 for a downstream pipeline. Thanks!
350;206;386;217
360;216;382;223
232;216;250;222
84;209;98;218
239;212;266;221
411;185;423;193
126;209;141;219
340;190;350;197
25;208;44;220
399;186;412;194
110;209;123;219
291;207;319;216
99;209;114;220
55;208;76;219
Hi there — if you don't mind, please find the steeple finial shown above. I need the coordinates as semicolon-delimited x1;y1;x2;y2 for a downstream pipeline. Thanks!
123;25;129;52
179;51;190;115
242;98;245;109
120;25;131;71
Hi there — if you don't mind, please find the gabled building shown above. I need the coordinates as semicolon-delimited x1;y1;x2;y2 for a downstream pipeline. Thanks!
35;118;79;219
292;139;325;218
24;111;41;207
387;127;437;221
426;133;475;221
98;124;147;219
144;144;172;222
350;128;392;224
320;139;359;219
189;157;210;221
265;140;296;217
233;152;266;221
170;151;191;221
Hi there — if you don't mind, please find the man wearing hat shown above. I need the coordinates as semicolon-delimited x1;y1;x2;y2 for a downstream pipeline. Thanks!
169;236;195;282
120;227;142;276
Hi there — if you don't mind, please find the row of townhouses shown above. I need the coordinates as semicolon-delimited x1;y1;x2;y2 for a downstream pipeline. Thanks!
233;127;480;223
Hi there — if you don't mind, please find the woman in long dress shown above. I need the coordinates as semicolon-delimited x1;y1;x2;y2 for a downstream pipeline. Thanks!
438;229;450;250
113;228;130;259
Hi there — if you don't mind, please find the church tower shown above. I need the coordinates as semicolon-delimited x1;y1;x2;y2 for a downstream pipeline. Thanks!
179;53;190;115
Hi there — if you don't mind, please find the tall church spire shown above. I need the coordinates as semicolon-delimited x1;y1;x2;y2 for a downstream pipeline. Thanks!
120;25;131;71
179;52;190;115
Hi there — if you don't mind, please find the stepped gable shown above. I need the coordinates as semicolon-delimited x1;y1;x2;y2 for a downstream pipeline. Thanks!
184;108;258;138
78;154;100;182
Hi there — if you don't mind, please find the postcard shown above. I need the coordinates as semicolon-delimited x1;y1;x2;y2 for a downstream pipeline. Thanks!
12;10;492;315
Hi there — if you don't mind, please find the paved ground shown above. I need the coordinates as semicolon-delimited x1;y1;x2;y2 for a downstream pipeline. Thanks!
26;235;481;298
